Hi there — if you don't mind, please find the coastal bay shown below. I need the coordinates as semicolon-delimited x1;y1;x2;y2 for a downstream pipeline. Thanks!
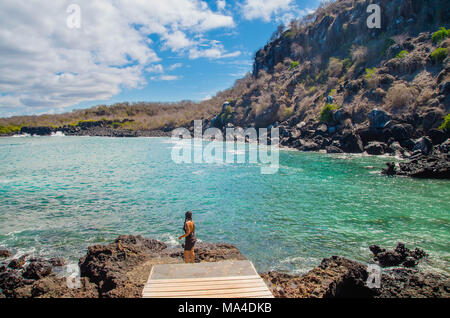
1;136;449;277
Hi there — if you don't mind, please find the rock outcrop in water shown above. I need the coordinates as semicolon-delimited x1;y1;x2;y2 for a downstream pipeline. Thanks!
261;256;376;298
0;258;97;298
0;250;11;258
261;243;449;298
369;242;428;267
382;140;450;178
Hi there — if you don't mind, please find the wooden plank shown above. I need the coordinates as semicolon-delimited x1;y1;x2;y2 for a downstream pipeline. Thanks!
144;290;274;298
145;265;155;285
147;275;261;284
144;283;268;293
144;278;265;288
143;286;270;297
147;277;262;285
144;282;268;292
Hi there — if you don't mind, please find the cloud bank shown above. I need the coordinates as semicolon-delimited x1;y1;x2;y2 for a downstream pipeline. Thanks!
0;0;237;114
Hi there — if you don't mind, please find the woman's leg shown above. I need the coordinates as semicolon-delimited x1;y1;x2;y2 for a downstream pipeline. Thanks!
184;251;189;263
189;248;195;263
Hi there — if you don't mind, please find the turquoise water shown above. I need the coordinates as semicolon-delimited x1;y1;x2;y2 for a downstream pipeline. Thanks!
0;136;449;274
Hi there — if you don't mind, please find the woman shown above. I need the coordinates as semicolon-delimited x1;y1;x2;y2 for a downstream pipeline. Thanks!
178;211;197;263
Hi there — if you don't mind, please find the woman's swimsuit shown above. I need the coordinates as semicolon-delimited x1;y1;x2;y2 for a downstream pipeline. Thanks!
184;221;197;251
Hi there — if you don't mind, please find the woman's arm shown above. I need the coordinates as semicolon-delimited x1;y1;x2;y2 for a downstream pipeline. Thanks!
178;222;193;240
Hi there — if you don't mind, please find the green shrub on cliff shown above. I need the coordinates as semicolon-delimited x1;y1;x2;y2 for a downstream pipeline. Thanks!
364;67;377;79
342;58;352;71
319;104;340;123
0;124;22;134
290;61;299;69
432;27;449;44
438;114;450;131
220;105;233;123
395;50;409;59
431;48;448;63
382;37;396;56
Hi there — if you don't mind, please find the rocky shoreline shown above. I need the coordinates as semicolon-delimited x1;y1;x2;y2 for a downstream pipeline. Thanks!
3;107;448;179
1;235;448;298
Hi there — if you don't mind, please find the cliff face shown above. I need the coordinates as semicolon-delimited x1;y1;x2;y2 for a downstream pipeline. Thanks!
253;0;449;77
210;0;449;132
205;0;450;167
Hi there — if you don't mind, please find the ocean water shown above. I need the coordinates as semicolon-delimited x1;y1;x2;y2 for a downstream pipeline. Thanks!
0;136;449;275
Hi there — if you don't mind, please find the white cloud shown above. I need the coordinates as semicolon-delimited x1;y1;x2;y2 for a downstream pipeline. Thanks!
0;0;235;114
189;40;241;59
160;75;182;81
151;75;182;81
146;64;165;73
241;0;294;22
217;0;227;11
167;63;183;71
162;30;194;51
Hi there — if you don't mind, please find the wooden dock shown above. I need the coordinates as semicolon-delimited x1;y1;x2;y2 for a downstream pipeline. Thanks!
142;260;273;298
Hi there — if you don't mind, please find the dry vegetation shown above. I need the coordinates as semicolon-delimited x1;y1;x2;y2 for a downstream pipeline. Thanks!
0;75;253;131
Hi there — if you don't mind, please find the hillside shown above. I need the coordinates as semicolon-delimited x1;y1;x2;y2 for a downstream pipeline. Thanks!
1;0;449;146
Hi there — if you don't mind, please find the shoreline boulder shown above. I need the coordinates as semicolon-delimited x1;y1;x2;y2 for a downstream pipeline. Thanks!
369;243;428;267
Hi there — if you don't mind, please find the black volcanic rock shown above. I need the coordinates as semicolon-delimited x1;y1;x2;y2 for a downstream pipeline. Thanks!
427;129;448;145
78;235;167;297
369;243;428;267
0;250;11;258
368;109;391;129
8;256;26;269
20;126;53;136
0;269;24;297
261;256;376;298
378;268;450;298
49;257;66;267
339;130;364;153
166;242;247;263
23;261;52;280
364;141;387;155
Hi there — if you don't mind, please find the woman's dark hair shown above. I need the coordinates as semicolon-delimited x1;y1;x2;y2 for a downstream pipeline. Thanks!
183;211;193;233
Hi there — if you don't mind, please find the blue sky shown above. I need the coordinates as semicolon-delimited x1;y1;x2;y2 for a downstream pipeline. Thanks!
0;0;320;117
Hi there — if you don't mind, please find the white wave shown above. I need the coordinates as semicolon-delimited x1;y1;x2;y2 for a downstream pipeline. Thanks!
12;133;30;137
51;131;65;137
157;233;181;248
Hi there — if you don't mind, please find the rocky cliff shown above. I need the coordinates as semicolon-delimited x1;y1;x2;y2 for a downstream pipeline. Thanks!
204;0;450;177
